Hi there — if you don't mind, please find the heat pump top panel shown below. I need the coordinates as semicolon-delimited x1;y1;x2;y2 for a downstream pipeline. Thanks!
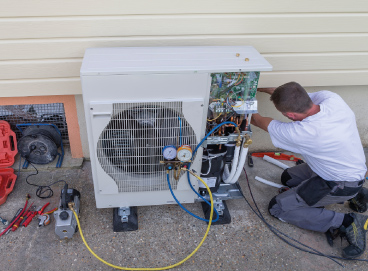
80;46;272;76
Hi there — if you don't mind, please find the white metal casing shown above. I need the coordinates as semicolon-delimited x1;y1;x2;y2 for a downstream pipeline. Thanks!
80;46;272;208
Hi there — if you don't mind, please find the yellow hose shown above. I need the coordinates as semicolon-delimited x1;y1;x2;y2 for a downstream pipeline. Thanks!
70;169;213;270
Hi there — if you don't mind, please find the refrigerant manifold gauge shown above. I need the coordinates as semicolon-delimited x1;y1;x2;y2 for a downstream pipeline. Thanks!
162;145;177;160
177;145;193;162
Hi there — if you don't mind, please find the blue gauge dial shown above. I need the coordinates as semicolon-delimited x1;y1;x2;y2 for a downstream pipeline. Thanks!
162;145;177;160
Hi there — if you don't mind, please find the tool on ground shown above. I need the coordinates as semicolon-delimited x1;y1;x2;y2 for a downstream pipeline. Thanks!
0;194;30;237
54;183;80;239
22;209;37;228
252;152;302;162
19;206;36;227
37;202;57;227
38;214;51;227
11;201;34;231
4;208;23;234
7;208;23;226
0;215;8;226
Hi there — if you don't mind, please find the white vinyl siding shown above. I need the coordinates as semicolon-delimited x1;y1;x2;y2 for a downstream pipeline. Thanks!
1;0;368;97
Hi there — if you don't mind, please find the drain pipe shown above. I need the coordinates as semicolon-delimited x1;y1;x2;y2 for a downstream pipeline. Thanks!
223;128;242;183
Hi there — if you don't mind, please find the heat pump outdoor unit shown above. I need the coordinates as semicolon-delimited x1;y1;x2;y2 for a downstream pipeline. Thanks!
80;46;272;230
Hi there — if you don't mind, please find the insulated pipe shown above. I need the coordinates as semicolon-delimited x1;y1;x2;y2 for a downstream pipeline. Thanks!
222;145;240;183
254;176;284;189
226;146;249;184
263;155;290;170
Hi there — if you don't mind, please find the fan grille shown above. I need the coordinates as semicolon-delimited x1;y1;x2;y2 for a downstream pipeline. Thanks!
97;101;197;193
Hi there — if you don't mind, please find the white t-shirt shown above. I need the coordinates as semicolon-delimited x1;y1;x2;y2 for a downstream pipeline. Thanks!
268;90;367;182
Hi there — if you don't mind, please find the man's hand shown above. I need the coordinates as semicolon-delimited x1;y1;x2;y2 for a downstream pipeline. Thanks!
250;113;273;132
258;88;276;95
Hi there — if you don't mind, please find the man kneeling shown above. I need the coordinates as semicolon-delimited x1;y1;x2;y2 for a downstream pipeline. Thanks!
251;82;368;258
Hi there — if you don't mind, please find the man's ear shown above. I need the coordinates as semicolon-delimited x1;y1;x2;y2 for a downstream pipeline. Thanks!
284;112;295;120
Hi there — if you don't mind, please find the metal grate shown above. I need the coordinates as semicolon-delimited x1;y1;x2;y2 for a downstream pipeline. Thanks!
0;103;69;144
97;101;197;193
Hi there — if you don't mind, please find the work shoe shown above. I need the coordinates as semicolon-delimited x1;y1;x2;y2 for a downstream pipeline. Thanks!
349;187;368;213
341;213;368;258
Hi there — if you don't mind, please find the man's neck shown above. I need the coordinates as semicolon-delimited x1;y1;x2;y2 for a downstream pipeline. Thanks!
286;104;320;121
305;104;320;118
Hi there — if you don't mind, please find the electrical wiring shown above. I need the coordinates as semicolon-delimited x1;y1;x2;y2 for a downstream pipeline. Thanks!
241;167;368;266
201;157;212;176
70;169;214;270
227;97;244;108
22;157;67;199
207;113;222;122
234;74;244;86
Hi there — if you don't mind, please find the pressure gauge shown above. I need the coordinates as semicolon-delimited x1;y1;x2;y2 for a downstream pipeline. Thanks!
162;145;177;160
177;145;193;162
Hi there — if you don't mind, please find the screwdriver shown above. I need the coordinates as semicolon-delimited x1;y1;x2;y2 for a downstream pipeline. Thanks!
12;202;34;232
3;208;22;235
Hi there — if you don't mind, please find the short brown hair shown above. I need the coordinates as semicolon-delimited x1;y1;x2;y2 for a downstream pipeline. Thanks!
270;82;313;113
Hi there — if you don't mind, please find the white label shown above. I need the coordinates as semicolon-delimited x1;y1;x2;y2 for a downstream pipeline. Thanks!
198;177;217;188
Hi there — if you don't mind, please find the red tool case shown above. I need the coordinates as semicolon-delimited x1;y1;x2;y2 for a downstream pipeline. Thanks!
0;120;18;206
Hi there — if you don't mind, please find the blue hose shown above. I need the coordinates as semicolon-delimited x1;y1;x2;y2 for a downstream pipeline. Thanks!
186;121;238;221
167;173;219;222
193;121;238;157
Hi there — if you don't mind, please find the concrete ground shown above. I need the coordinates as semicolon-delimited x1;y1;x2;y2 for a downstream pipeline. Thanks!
1;149;367;271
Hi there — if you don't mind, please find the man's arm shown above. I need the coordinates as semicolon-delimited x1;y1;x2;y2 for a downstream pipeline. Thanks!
250;113;273;132
258;88;276;95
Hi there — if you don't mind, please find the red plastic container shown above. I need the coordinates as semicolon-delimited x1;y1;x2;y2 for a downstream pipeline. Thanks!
0;120;17;167
0;168;17;205
0;120;18;205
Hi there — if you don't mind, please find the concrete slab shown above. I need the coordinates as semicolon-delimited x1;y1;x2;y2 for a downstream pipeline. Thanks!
0;150;367;271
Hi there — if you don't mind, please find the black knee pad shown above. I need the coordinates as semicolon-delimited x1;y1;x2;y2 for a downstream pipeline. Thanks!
281;169;292;186
268;196;278;216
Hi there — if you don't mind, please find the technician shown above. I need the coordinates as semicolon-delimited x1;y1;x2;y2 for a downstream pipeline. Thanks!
251;82;368;259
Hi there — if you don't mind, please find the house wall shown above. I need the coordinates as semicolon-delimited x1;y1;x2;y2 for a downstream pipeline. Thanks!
1;0;367;157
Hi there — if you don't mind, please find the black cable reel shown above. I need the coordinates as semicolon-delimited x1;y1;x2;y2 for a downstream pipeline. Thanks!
17;125;62;164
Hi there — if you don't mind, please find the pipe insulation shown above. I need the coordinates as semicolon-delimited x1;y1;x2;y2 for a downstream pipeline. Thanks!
255;176;284;189
226;146;249;184
263;155;290;170
222;145;240;183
